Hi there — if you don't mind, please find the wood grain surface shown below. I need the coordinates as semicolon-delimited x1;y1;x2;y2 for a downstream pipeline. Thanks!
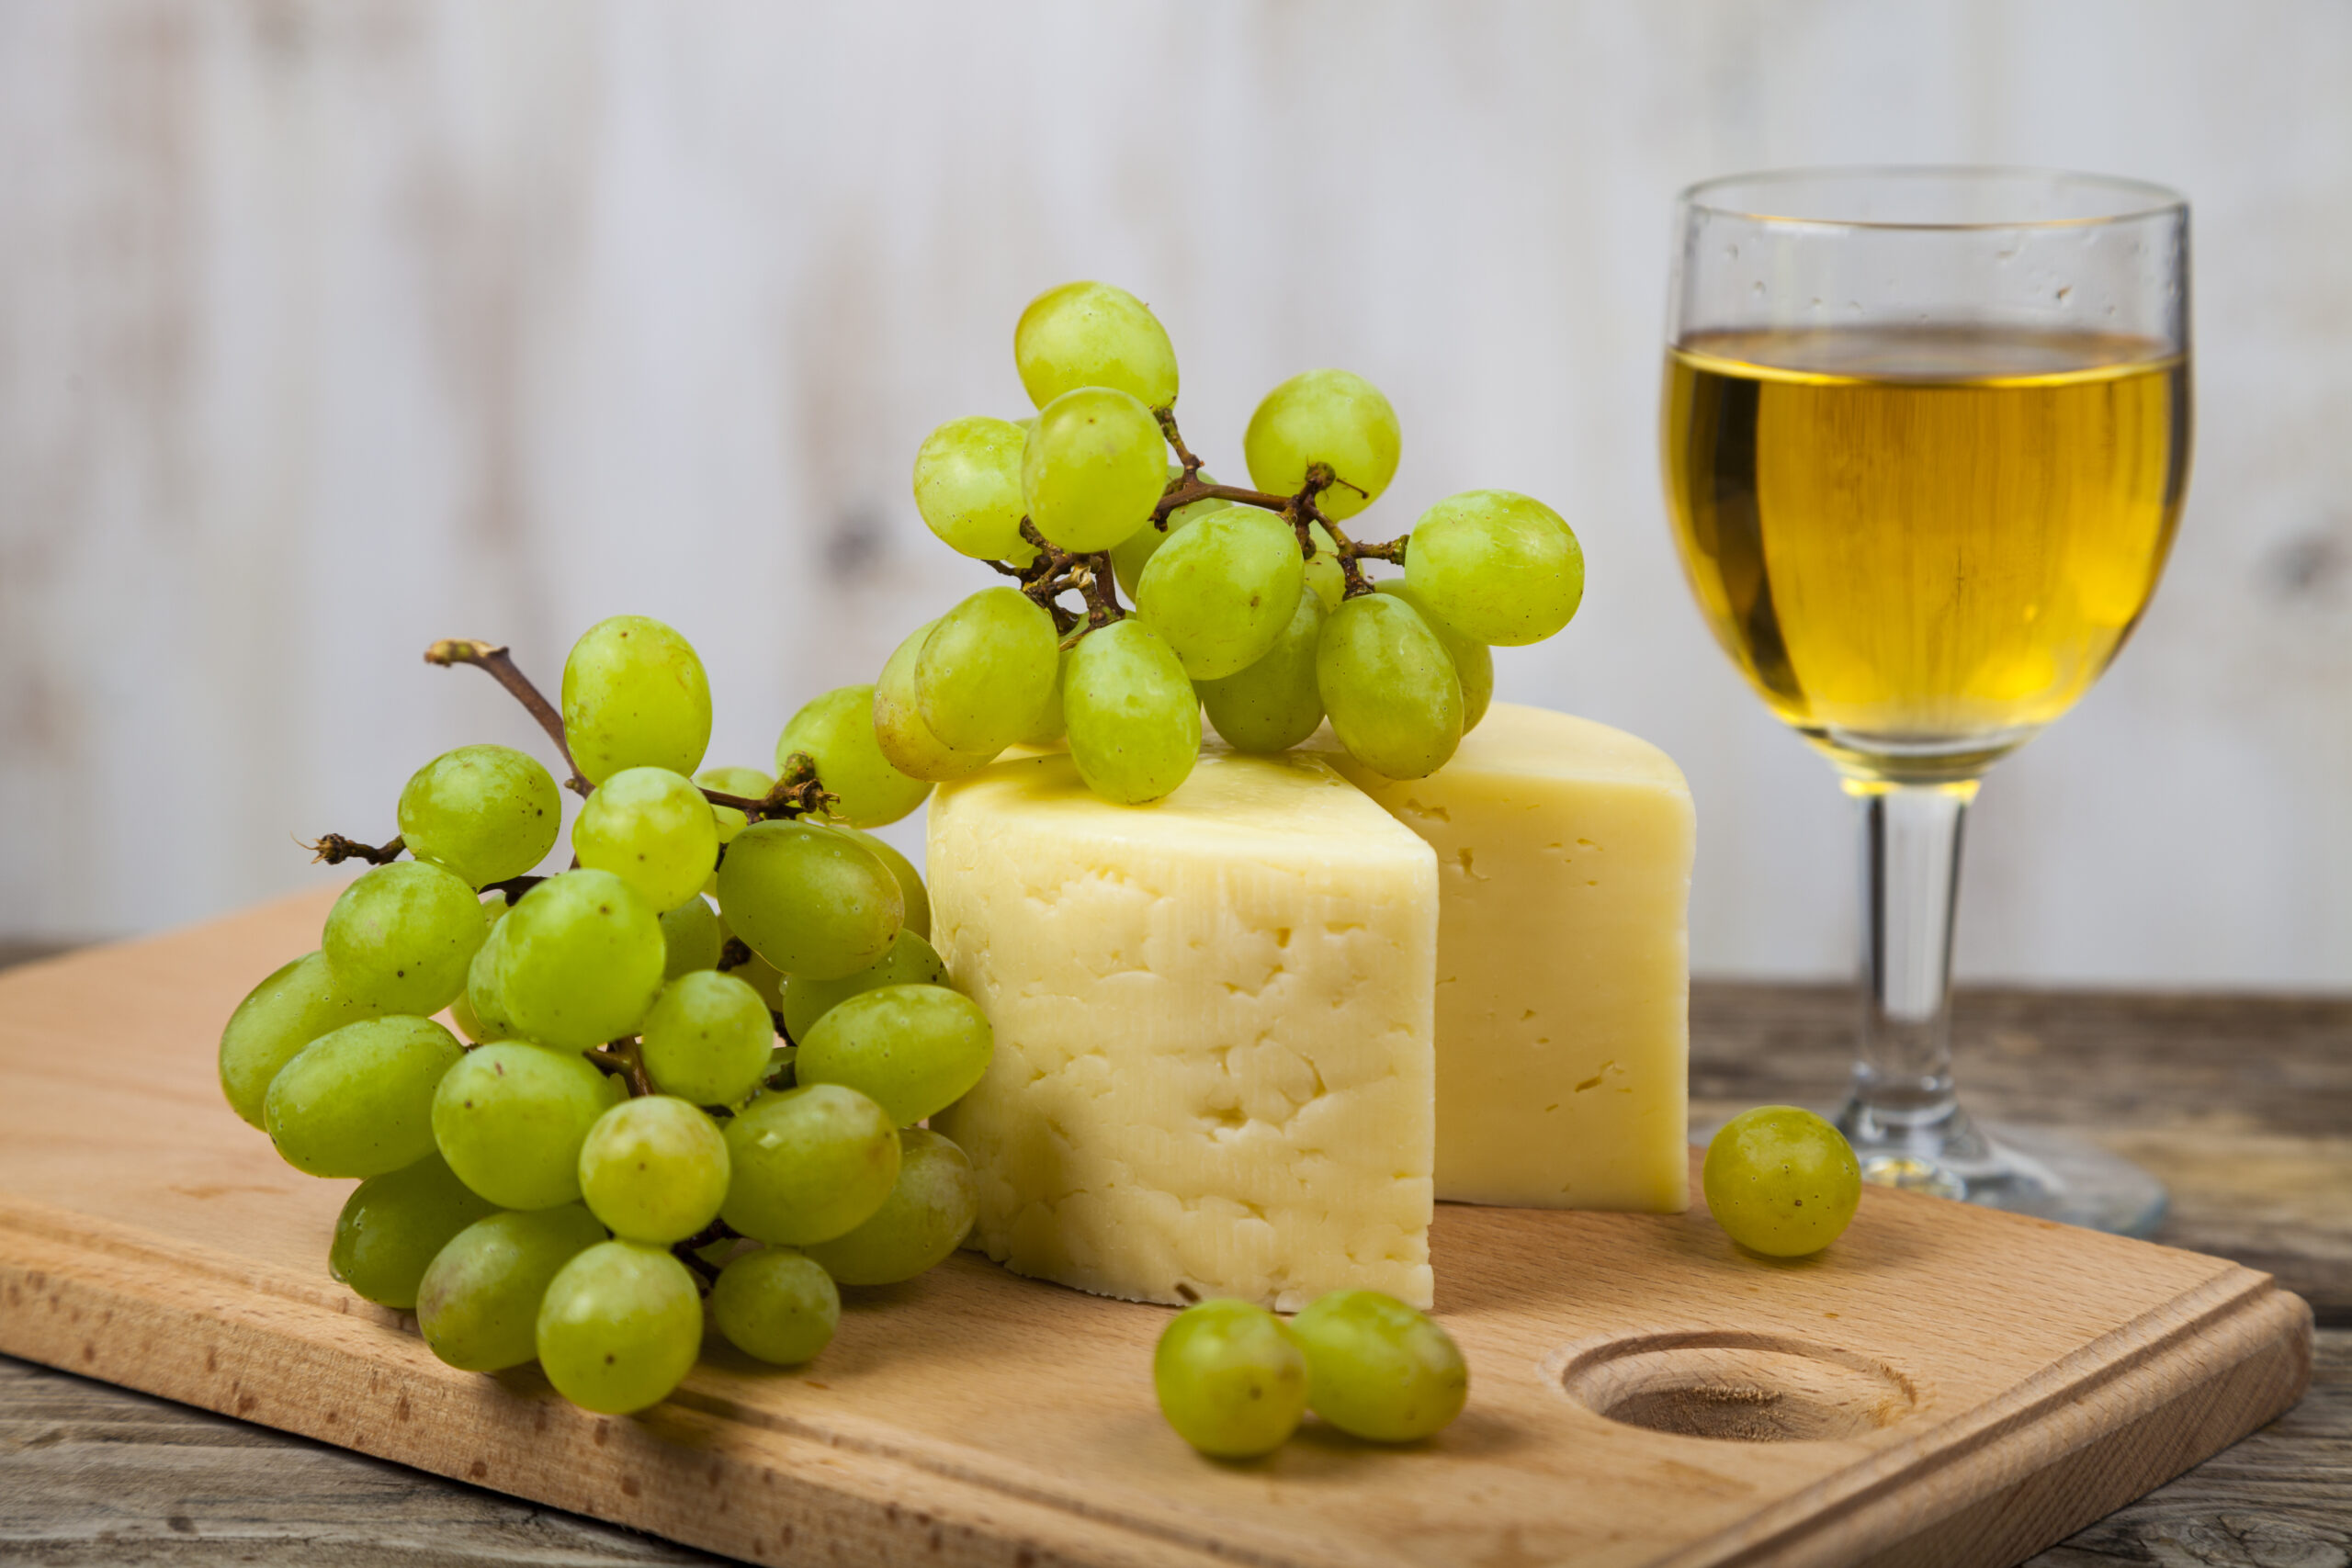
0;908;2342;1565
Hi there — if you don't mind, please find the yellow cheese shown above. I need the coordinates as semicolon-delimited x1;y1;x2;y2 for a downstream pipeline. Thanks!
1310;702;1694;1212
928;748;1439;1310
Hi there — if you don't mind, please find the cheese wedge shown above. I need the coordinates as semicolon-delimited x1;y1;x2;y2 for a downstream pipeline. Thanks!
1310;702;1694;1211
929;748;1438;1310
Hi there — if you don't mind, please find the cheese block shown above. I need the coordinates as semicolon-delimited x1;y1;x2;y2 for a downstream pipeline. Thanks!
1309;702;1694;1212
928;748;1439;1311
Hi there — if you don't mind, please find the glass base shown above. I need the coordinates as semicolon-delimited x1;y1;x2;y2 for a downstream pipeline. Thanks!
1696;1111;2168;1238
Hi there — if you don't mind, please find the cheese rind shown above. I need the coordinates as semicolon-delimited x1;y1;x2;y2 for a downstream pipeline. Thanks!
928;749;1438;1310
1310;703;1694;1212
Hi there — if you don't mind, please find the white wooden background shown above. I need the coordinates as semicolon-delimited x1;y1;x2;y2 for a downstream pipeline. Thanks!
2;0;2346;988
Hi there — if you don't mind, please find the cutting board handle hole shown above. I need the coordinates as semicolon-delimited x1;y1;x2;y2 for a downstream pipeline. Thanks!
1552;1331;1926;1442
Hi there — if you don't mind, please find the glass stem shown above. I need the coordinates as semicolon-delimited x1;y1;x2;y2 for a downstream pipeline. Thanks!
1837;779;1989;1173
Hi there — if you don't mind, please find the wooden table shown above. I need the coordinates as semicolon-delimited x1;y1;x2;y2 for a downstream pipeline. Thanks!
0;951;2343;1566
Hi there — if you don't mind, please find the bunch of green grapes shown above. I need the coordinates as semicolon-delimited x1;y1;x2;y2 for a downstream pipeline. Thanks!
888;280;1589;806
221;615;995;1417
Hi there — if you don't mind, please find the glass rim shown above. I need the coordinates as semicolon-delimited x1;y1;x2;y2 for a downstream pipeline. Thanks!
1678;165;2187;231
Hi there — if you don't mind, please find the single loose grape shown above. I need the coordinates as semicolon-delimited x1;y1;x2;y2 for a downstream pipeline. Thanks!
1242;369;1400;522
433;1041;616;1209
1403;490;1585;646
695;765;772;846
321;860;491;1016
658;895;723;978
418;1204;608;1372
218;951;388;1129
396;744;562;889
560;615;713;784
1288;1290;1469;1442
720;1083;900;1246
1316;592;1464;780
1198;592;1327;754
265;1015;464;1179
911;415;1035;561
1062;619;1201;806
1153;1299;1309;1459
495;869;667;1050
780;928;948;1043
778;685;933;828
794;984;993;1128
1021;387;1166;553
571;766;719;914
716;820;903;980
1374;580;1492;734
1703;1106;1863;1258
711;1247;840;1366
1013;281;1180;410
803;1128;978;1285
873;620;999;784
640;969;775;1106
536;1240;704;1415
329;1153;499;1311
578;1096;730;1244
834;826;929;940
915;589;1061;756
1135;506;1307;680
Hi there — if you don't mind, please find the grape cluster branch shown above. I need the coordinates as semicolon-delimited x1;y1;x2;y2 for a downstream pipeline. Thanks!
587;1037;654;1100
699;751;838;825
425;640;592;795
306;833;405;866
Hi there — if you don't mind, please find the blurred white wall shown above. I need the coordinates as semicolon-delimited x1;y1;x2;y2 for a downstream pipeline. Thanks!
1;0;2346;987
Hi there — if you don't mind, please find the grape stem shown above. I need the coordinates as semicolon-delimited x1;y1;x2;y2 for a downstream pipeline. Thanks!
696;751;838;825
585;1038;655;1100
423;640;593;796
671;1217;741;1291
304;833;405;867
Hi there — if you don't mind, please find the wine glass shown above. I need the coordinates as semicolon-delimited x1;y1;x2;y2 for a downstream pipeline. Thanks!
1660;167;2190;1234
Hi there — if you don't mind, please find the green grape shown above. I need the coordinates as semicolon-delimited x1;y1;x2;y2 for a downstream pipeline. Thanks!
1374;580;1492;734
658;895;723;978
778;685;933;829
640;969;775;1106
710;1247;839;1366
794;984;993;1127
571;766;719;914
1152;1299;1309;1459
395;745;561;889
495;869;667;1050
417;1204;607;1371
1107;467;1231;599
716;820;902;980
695;765;772;846
1013;280;1180;410
560;615;713;784
1288;1290;1469;1442
577;1096;730;1243
463;911;519;1042
1136;506;1306;680
873;619;999;784
834;826;929;940
915;589;1061;754
1302;522;1347;613
1062;619;1201;806
321;860;490;1015
536;1240;704;1415
780;928;947;1043
1702;1106;1862;1258
1018;647;1070;748
1198;592;1327;754
720;1084;900;1246
910;415;1035;561
219;951;387;1129
328;1153;499;1311
1316;592;1464;780
1020;387;1166;553
265;1016;464;1179
1403;490;1584;646
447;988;490;1043
803;1128;977;1285
1242;369;1400;522
433;1041;616;1209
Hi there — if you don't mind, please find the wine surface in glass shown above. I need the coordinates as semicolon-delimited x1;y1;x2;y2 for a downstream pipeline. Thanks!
1662;326;2189;781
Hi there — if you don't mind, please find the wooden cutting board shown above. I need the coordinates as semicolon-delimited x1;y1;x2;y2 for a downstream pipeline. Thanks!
0;891;2312;1568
